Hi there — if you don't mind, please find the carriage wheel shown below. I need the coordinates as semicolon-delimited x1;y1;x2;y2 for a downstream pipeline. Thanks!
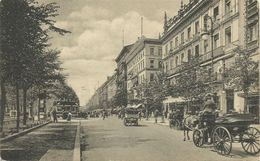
213;126;232;155
241;127;260;155
193;129;204;147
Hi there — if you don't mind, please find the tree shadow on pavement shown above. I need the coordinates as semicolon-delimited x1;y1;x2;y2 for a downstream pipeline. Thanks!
1;124;77;161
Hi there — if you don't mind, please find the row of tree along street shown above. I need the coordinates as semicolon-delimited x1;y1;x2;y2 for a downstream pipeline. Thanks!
0;0;78;135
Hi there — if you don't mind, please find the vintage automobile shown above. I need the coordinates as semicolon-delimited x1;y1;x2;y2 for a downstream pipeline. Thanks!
123;107;139;126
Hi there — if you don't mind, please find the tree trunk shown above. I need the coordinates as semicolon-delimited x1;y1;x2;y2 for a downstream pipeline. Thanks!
23;88;27;125
244;92;249;113
16;85;20;132
43;90;46;120
187;100;190;113
0;80;6;133
38;89;41;122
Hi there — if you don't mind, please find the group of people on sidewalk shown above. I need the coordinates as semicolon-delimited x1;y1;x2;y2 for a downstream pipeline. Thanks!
50;107;72;122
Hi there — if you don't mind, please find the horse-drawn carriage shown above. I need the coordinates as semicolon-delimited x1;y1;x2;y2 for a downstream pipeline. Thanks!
192;112;260;155
169;110;184;130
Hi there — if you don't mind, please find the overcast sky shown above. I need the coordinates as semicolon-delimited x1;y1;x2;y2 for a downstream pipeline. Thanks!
43;0;188;105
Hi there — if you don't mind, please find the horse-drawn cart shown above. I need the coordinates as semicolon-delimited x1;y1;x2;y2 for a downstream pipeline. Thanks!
169;110;184;130
193;112;259;155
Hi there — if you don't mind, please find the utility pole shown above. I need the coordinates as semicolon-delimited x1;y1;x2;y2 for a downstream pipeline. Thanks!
141;17;143;37
122;29;125;47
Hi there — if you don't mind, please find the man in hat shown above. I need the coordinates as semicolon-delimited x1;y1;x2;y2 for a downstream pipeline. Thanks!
203;94;216;113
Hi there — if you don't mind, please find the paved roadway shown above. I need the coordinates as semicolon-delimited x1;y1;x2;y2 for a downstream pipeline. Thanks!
81;117;259;161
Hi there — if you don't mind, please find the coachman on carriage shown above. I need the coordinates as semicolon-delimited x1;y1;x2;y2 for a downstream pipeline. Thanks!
189;94;260;156
179;93;260;155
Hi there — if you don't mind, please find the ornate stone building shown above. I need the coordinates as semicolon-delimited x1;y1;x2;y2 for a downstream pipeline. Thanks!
161;0;259;118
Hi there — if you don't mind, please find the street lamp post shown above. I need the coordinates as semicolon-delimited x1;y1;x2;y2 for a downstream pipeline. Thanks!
201;14;214;94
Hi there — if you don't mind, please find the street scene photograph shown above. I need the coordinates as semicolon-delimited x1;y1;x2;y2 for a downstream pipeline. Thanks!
0;0;260;161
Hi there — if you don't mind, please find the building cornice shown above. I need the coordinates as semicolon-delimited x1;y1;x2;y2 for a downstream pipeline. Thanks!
161;0;212;43
115;44;134;63
126;37;161;65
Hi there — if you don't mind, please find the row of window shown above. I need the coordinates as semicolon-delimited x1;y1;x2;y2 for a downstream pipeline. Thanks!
138;73;155;84
128;46;162;69
150;47;162;56
164;25;232;71
131;59;163;76
128;51;145;69
164;0;235;57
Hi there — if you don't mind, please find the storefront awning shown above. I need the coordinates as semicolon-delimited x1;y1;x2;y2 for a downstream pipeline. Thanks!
237;92;259;98
163;97;185;104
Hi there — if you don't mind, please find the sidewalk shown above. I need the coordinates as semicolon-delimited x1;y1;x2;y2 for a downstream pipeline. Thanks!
1;118;50;139
0;120;80;161
142;117;260;131
140;117;170;127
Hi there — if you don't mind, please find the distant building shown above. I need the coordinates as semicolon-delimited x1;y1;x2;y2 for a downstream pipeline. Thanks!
125;36;162;102
87;73;117;110
115;44;134;106
107;74;117;106
87;89;100;110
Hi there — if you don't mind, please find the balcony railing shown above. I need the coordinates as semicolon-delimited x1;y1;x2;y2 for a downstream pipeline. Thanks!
247;5;259;18
223;6;239;22
167;65;183;76
247;0;258;9
247;39;259;51
247;15;259;25
200;46;225;62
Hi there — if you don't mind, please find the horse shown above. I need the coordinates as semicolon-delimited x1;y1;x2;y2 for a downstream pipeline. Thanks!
182;113;199;141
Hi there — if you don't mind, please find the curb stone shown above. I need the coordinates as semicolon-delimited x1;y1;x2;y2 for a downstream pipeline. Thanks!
0;121;51;143
73;121;81;161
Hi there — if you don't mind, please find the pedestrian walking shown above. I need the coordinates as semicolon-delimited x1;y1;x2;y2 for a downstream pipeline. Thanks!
154;109;159;123
138;111;142;121
67;111;72;121
102;110;106;120
145;110;149;120
53;109;58;123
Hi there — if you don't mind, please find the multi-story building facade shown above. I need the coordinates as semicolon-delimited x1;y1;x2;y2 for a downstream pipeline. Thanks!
106;74;117;107
125;36;162;101
87;88;100;110
161;0;259;117
98;82;108;109
115;44;134;105
244;0;259;119
87;73;117;110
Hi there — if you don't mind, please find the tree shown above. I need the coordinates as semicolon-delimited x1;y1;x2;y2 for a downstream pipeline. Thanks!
0;1;7;133
1;0;31;131
174;57;210;110
112;88;128;107
150;72;169;112
134;72;168;113
225;47;259;113
50;82;79;104
0;0;70;131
